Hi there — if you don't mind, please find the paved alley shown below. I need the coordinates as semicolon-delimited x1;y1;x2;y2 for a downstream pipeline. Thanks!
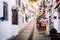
9;18;51;40
14;18;36;40
33;24;51;40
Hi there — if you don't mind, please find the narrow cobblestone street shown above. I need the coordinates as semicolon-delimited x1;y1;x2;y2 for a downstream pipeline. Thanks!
10;18;51;40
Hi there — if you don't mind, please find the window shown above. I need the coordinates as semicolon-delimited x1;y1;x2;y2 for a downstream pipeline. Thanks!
12;9;18;25
58;17;60;19
53;16;57;19
16;0;21;6
3;2;8;21
49;16;51;18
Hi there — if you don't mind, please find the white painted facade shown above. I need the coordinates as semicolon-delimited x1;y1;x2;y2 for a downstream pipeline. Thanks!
52;10;58;32
51;0;60;33
0;0;25;40
0;0;3;17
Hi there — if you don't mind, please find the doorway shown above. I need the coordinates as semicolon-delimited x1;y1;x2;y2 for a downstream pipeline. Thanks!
12;9;18;25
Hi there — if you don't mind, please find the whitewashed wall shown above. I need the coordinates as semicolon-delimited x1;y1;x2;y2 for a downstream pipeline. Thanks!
52;0;59;33
58;19;60;33
0;0;3;17
0;0;20;40
0;0;27;40
18;10;25;31
52;10;58;32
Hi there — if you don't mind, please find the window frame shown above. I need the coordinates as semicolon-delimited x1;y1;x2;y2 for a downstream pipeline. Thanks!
12;9;18;25
3;1;8;21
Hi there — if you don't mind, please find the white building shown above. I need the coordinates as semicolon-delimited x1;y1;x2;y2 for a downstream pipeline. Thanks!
48;0;60;33
0;0;26;40
53;1;60;33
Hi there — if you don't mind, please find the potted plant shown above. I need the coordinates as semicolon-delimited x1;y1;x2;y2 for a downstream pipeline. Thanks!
49;26;57;35
49;26;57;40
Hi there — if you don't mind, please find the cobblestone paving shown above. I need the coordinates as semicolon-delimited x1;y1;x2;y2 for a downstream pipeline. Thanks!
8;18;51;40
33;26;51;40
